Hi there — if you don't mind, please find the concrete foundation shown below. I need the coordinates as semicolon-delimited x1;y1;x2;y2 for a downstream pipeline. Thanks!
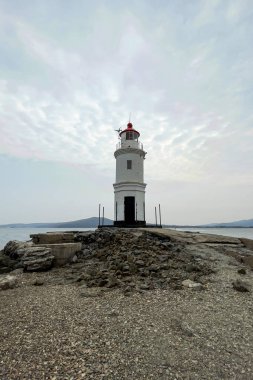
30;232;75;244
37;243;82;266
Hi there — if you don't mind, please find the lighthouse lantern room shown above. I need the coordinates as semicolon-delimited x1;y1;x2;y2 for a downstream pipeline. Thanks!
113;122;146;227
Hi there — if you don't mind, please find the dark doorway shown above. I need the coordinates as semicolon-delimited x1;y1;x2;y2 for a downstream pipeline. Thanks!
124;196;135;224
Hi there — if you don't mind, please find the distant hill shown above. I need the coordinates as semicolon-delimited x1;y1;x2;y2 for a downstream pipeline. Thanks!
0;217;252;229
0;217;113;228
202;218;253;228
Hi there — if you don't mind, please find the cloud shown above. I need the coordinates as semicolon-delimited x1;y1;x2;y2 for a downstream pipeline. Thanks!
0;0;252;187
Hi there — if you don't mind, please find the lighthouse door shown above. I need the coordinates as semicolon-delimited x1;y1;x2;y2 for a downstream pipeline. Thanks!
124;196;135;224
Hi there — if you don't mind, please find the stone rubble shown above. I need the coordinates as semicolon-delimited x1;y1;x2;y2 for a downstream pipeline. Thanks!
3;240;33;259
0;275;17;290
21;246;55;271
232;279;251;292
67;228;214;293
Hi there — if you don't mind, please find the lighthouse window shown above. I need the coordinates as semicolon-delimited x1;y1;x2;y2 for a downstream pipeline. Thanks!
127;160;132;169
126;131;134;140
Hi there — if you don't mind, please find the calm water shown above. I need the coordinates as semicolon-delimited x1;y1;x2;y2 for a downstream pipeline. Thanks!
0;227;95;250
170;227;253;240
0;227;253;250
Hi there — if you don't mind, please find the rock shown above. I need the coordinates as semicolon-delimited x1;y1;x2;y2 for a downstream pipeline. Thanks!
3;240;33;259
135;259;145;267
241;256;253;270
106;275;119;288
0;251;16;273
240;238;253;251
0;275;17;290
185;264;201;273
32;279;44;286
232;279;250;292
123;285;133;296
11;268;24;275
71;254;78;263
182;279;204;290
148;264;159;272
21;247;54;271
238;268;246;275
180;322;195;337
107;309;119;317
139;283;150;290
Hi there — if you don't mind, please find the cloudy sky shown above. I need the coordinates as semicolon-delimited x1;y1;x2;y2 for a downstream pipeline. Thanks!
0;0;252;225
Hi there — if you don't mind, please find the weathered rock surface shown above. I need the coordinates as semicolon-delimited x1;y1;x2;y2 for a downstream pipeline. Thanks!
0;240;34;273
0;275;17;290
3;240;33;259
0;252;16;273
182;279;204;290
232;279;250;292
21;247;54;271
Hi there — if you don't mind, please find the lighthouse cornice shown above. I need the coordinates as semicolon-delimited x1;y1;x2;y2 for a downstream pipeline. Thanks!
113;181;147;188
114;147;146;158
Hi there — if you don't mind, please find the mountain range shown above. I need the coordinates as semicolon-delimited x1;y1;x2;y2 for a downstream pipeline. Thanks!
0;217;253;228
0;217;113;228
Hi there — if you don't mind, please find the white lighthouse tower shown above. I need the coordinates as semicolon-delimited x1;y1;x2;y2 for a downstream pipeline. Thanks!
113;122;146;227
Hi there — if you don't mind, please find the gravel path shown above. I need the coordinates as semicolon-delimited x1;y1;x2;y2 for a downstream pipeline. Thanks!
0;265;253;380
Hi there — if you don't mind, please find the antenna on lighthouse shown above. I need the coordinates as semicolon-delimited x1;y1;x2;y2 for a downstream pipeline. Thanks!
129;112;131;122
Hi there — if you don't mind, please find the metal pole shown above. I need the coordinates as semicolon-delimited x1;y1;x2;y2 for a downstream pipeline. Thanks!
155;207;157;227
102;206;104;226
143;202;145;222
159;203;162;227
116;202;117;221
99;204;101;226
136;202;137;222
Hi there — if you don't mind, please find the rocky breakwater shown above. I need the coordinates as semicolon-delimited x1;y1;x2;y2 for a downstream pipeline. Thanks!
61;229;216;293
58;228;253;294
0;228;253;294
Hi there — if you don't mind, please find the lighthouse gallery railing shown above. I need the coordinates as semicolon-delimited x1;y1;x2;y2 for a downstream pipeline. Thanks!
116;141;143;150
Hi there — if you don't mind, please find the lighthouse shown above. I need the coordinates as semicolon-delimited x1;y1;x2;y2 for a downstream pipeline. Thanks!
113;122;146;227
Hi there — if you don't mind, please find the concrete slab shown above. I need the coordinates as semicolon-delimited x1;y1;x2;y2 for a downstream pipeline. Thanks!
30;232;76;244
142;228;242;245
37;243;82;266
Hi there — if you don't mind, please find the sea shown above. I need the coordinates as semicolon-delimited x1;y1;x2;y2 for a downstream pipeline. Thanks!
0;226;253;250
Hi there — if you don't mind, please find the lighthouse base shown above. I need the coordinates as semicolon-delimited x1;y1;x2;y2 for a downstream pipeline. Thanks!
113;220;146;228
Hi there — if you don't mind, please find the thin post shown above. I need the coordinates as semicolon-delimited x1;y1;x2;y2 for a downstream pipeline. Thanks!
136;202;137;221
159;203;162;227
155;207;157;227
116;202;117;221
102;206;104;226
99;204;101;226
143;202;145;222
